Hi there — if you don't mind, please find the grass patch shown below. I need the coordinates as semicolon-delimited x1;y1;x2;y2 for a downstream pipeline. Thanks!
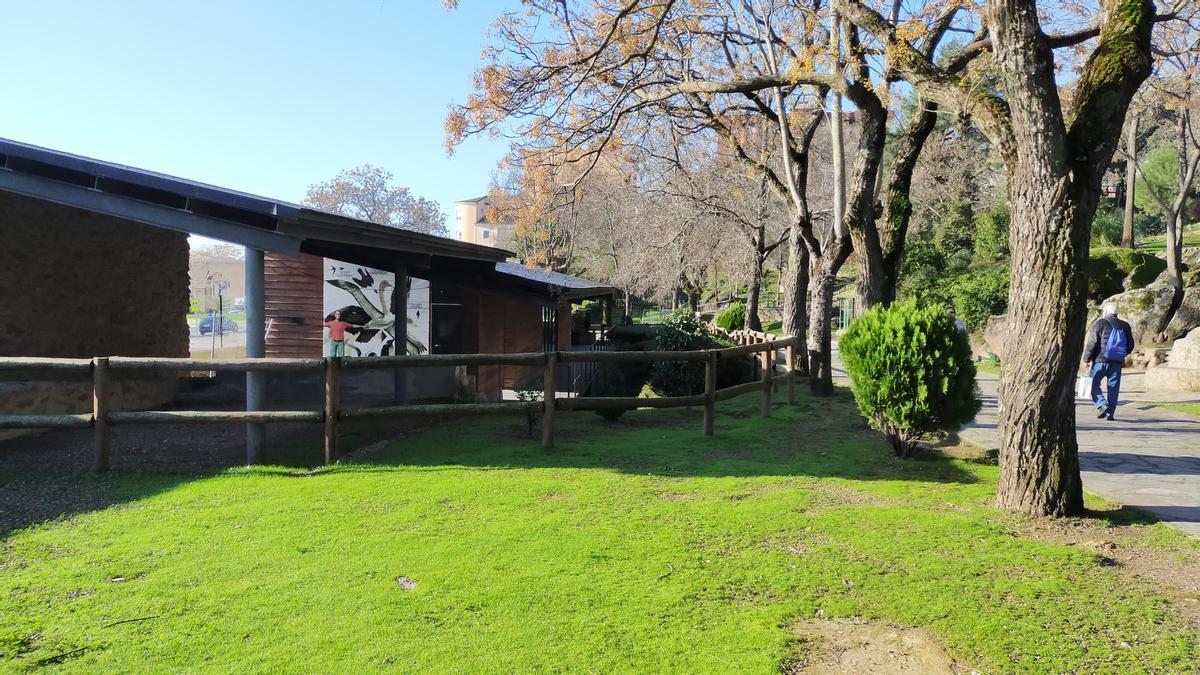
1136;223;1200;252
1143;401;1200;417
2;391;1197;671
975;359;1001;376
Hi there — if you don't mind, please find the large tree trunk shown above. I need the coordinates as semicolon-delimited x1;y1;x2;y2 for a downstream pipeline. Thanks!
807;239;851;395
1122;116;1137;249
844;84;889;314
851;231;885;311
988;0;1152;517
1165;209;1185;290
994;185;1089;516
782;222;810;375
880;106;939;305
745;246;765;331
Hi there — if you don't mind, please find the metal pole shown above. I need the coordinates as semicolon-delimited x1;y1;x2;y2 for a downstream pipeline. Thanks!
245;247;265;464
393;262;409;404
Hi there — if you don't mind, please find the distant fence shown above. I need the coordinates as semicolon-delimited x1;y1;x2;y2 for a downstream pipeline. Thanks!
0;337;800;471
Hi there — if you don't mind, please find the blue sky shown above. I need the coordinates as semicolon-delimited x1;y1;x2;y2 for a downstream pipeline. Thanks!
0;1;519;241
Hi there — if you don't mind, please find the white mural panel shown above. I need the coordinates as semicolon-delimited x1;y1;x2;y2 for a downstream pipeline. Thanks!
323;260;430;357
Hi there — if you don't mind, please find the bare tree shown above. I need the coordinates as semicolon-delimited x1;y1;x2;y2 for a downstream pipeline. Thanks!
1142;14;1200;297
305;165;447;236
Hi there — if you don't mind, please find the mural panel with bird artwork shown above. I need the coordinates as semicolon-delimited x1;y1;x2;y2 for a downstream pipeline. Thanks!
322;260;430;357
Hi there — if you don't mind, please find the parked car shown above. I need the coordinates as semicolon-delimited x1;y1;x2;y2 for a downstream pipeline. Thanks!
199;314;239;335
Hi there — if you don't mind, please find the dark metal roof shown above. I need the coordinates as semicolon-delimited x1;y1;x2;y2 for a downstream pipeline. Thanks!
0;137;299;224
0;136;514;269
494;262;616;300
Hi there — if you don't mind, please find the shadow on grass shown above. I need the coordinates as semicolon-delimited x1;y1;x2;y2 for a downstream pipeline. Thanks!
0;386;987;538
346;388;983;488
0;417;415;537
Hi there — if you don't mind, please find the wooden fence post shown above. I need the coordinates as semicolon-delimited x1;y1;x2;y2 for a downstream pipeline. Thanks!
703;352;716;436
786;343;797;405
323;356;341;465
542;352;557;448
761;346;773;418
93;357;110;472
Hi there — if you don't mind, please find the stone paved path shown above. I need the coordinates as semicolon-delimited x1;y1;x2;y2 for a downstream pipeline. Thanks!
831;347;1200;535
961;374;1200;536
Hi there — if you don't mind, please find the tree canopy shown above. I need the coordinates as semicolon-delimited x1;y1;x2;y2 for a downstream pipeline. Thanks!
304;165;447;237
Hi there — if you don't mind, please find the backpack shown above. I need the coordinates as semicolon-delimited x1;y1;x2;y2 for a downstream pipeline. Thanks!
1102;318;1129;362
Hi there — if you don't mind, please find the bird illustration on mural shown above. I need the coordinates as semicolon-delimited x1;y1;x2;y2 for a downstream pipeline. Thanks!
325;270;427;355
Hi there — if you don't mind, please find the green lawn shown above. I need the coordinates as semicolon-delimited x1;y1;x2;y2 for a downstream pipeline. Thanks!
1136;223;1200;252
633;308;666;324
975;359;1002;376
2;391;1197;672
1144;401;1200;417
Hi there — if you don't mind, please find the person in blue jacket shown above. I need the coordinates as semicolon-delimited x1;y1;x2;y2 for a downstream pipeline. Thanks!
1083;301;1136;421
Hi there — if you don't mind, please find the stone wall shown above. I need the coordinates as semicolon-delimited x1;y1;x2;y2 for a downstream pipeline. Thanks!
0;191;190;425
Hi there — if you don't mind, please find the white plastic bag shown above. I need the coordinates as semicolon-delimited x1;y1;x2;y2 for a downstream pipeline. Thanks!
1075;375;1092;400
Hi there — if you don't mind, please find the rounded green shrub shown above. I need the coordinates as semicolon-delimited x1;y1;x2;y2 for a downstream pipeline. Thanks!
587;363;629;421
649;309;714;396
840;301;980;457
715;302;747;332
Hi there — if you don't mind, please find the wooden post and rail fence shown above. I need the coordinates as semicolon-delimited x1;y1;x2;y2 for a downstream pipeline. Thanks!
0;336;800;471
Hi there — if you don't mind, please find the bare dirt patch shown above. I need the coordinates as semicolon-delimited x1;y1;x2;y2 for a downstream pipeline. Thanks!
784;618;976;674
801;483;894;514
1014;512;1200;628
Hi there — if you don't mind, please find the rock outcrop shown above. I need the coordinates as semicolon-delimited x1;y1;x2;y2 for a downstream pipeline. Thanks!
1098;284;1179;344
1144;330;1200;392
983;314;1008;358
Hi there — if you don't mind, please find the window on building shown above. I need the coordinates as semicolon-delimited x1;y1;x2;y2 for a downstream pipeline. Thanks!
482;229;490;239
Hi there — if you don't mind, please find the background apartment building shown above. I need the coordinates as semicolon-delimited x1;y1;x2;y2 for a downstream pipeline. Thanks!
456;196;515;249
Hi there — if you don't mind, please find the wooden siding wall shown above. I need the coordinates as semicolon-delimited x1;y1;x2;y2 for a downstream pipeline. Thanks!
264;253;324;358
476;294;573;400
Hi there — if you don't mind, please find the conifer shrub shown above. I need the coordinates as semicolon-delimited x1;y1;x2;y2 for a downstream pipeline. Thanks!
650;309;715;395
840;301;980;457
715;302;747;332
587;363;629;421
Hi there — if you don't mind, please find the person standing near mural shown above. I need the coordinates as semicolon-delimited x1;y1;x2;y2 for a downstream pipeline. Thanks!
324;310;355;357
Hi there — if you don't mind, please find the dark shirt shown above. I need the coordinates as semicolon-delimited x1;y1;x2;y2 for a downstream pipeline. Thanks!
1083;316;1134;364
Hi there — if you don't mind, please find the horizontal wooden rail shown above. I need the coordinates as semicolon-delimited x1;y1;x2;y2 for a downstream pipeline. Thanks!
341;353;546;369
340;402;540;419
1;335;805;468
715;380;770;402
556;350;710;364
107;357;325;372
107;410;323;424
721;338;797;358
555;394;707;411
0;357;92;372
0;413;93;429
